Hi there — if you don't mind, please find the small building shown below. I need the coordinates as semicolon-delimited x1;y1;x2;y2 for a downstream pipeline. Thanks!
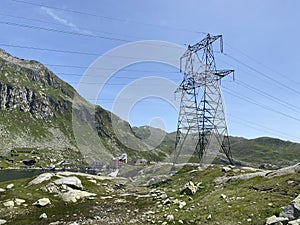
111;153;127;169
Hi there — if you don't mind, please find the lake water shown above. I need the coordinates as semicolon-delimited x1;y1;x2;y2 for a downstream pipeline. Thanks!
0;170;44;183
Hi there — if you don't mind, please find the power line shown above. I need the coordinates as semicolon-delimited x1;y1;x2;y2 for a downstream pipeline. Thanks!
0;43;179;62
225;42;300;87
10;0;208;35
236;80;300;113
0;20;128;42
0;12;154;42
228;115;300;141
224;53;300;96
223;88;300;123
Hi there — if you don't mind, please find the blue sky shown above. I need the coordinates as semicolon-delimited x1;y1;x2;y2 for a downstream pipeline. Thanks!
1;0;300;142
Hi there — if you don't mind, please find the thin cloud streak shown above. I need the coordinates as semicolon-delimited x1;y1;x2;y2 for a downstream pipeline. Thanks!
41;7;94;35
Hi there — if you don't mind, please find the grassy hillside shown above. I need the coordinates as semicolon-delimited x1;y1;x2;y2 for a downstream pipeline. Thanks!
0;164;299;224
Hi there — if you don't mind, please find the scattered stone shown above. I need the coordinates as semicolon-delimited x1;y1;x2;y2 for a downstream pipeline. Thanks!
280;194;300;220
178;201;186;209
53;176;83;190
207;214;212;220
29;173;53;185
60;190;96;203
288;219;300;225
220;194;227;199
69;222;79;225
247;218;252;222
163;198;171;205
0;188;5;192
3;200;14;207
15;198;26;205
287;180;295;185
42;182;60;193
0;219;7;225
265;215;289;225
6;184;14;189
166;214;174;221
159;193;168;200
268;203;273;207
114;199;127;203
88;179;97;184
33;198;51;207
100;196;113;200
178;220;184;224
222;166;231;173
39;213;47;219
181;181;197;195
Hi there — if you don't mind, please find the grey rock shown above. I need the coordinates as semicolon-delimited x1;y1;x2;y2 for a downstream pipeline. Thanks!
222;166;231;173
220;194;227;199
59;190;96;203
33;198;51;207
39;213;47;219
0;219;7;225
178;201;186;209
181;181;197;195
166;214;174;221
53;176;83;190
267;163;300;178
3;200;14;207
29;173;53;186
0;188;5;192
265;215;289;225
6;184;14;189
15;198;26;205
280;195;300;220
288;219;300;225
69;222;79;225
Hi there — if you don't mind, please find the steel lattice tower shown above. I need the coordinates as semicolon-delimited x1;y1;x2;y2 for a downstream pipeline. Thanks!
174;34;234;165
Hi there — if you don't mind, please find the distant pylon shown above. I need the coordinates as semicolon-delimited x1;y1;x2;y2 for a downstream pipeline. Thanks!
174;34;234;165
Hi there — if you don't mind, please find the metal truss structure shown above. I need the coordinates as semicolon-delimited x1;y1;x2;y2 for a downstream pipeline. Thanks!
174;34;234;165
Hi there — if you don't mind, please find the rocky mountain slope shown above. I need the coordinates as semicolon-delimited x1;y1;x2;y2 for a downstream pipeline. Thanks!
0;49;163;168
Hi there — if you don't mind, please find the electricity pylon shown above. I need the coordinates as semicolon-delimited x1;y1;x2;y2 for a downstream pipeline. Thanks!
174;34;234;165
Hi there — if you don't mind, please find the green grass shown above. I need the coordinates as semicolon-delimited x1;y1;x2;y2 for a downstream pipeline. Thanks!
0;164;299;224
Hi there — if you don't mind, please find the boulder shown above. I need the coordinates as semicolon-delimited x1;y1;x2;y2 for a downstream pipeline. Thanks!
178;201;186;209
267;163;300;178
265;215;289;225
0;219;7;225
33;198;51;207
29;173;53;185
53;176;83;190
6;184;14;189
3;200;14;207
288;219;300;225
220;194;227;199
15;198;26;205
181;181;197;195
39;213;47;219
59;190;96;203
0;188;5;192
166;214;174;221
222;166;231;173
280;195;300;220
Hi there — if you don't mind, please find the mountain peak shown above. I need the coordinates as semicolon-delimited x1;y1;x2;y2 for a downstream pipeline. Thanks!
0;48;44;71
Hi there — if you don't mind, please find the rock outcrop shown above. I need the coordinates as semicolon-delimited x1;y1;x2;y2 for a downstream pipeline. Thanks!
265;195;300;225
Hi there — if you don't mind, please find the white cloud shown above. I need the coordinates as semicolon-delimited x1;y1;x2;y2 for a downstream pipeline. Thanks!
41;7;94;35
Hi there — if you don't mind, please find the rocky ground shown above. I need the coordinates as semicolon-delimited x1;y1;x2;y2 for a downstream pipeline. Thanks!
0;163;299;225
